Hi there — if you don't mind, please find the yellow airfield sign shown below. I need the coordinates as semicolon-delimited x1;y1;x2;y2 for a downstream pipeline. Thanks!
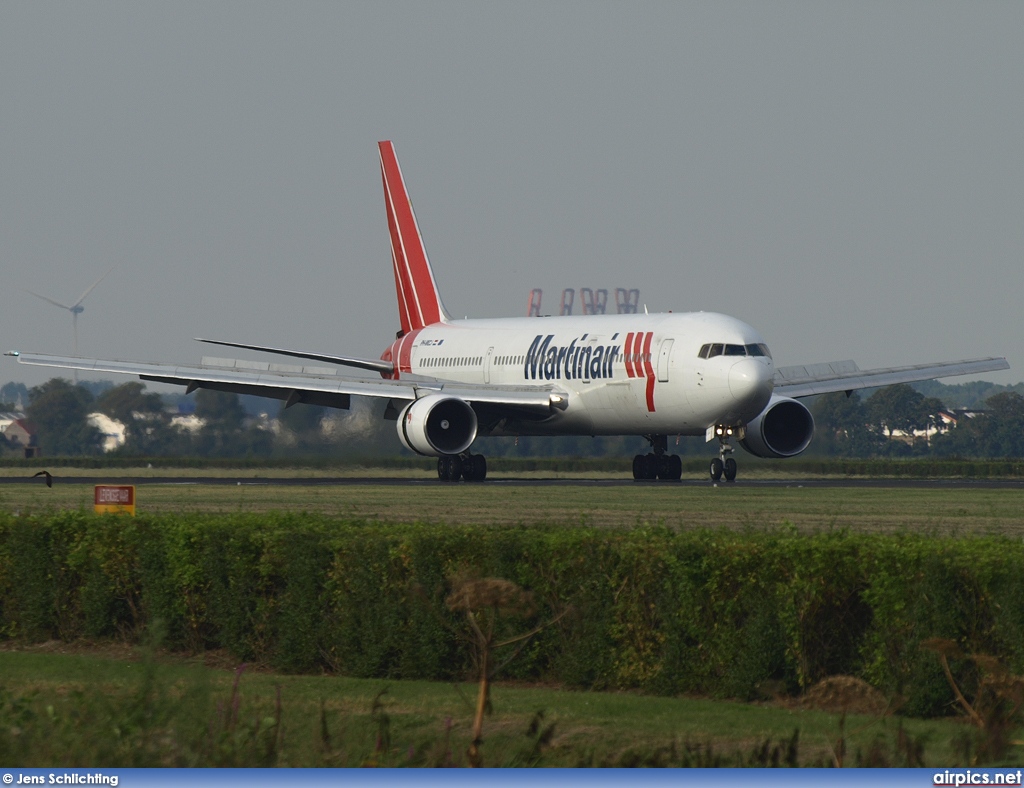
94;485;136;515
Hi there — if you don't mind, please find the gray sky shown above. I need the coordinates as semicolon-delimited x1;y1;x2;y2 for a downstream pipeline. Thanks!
2;2;1022;390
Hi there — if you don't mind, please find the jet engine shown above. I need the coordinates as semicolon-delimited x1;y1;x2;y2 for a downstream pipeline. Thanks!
397;394;478;456
739;395;814;458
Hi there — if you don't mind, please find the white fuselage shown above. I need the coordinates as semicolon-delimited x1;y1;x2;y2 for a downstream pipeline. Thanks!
384;311;775;437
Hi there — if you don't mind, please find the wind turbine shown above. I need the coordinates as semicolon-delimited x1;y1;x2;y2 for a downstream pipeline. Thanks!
26;266;116;357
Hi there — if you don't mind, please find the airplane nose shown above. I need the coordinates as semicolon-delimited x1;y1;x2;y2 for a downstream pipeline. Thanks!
729;358;773;406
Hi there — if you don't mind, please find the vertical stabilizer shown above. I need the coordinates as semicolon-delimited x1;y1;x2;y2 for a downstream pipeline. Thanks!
379;141;449;333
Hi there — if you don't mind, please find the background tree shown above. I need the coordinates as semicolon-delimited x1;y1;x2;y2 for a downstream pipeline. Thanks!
277;402;328;451
26;378;102;456
195;389;247;429
919;395;948;448
867;385;929;442
192;389;272;457
0;382;29;410
810;391;881;457
932;392;1024;459
982;392;1024;457
95;382;164;424
95;382;186;456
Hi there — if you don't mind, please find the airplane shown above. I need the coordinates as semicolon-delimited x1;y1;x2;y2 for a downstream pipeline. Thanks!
6;141;1010;482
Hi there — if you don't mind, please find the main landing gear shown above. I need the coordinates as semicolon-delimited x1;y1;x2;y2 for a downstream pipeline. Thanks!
437;453;488;482
632;435;683;481
709;425;739;483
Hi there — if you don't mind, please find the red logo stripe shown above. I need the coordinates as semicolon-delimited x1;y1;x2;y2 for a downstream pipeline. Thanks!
642;332;656;412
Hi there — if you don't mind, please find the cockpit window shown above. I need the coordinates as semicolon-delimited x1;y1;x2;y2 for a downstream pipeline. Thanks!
698;342;772;359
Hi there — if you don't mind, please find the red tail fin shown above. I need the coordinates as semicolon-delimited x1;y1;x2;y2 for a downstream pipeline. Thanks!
379;141;448;333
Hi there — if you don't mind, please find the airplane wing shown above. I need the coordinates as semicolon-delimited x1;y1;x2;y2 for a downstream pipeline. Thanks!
4;351;561;416
774;357;1010;398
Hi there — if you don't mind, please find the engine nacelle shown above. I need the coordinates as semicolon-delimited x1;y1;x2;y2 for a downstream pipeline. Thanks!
397;394;478;457
739;395;815;459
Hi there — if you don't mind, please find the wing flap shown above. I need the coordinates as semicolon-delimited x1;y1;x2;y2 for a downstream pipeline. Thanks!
775;357;1010;398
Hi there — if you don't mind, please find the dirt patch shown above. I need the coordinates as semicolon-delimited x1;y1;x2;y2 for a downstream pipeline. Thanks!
0;638;144;661
800;675;890;716
0;638;273;675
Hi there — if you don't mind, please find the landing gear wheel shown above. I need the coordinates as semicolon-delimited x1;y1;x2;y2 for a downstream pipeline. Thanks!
438;455;464;482
463;454;487;482
723;457;737;482
710;457;724;482
632;453;661;480
655;454;683;481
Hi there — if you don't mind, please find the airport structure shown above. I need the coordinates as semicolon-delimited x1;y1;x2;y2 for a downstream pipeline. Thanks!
527;288;640;317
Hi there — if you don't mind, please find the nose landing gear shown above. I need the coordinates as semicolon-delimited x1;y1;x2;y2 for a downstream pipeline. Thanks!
709;425;741;482
632;435;683;481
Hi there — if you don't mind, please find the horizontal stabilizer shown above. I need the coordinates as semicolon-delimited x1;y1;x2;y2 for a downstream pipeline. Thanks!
195;338;394;375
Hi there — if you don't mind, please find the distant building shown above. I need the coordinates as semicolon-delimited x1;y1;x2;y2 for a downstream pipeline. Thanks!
1;417;40;458
2;417;35;448
0;412;21;436
87;412;127;453
885;409;984;445
171;414;205;433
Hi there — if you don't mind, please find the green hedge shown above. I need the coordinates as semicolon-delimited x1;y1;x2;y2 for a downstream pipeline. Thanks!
2;512;1023;716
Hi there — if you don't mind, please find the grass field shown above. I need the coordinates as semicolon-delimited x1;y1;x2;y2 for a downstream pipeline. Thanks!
1;476;1023;534
0;644;982;767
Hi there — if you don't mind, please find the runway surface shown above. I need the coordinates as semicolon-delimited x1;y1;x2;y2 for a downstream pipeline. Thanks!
2;475;1023;489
